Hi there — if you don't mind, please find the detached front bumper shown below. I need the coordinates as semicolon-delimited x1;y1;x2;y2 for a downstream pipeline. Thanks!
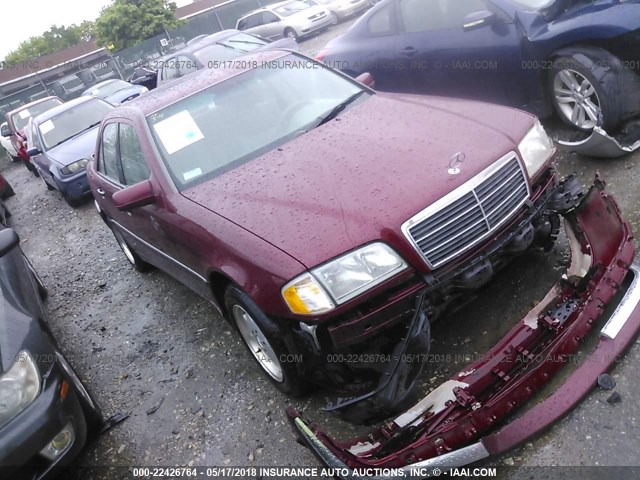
288;177;640;473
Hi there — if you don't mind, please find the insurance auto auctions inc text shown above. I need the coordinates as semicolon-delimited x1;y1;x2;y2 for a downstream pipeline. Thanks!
205;466;497;478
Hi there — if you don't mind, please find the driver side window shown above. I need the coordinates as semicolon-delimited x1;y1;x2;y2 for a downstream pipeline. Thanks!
119;124;150;186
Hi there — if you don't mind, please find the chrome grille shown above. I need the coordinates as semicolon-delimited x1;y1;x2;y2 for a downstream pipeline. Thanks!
403;153;529;269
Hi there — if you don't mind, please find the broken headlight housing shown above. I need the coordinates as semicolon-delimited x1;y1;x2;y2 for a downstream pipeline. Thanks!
60;158;90;175
282;243;407;315
518;119;555;178
0;350;41;429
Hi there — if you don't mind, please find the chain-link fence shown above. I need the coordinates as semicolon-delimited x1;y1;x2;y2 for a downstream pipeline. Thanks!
0;0;286;116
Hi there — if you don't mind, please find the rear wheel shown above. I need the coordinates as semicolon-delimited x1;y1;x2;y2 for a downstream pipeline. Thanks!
111;225;152;272
225;285;308;396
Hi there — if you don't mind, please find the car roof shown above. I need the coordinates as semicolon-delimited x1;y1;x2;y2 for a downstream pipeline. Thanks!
31;96;104;124
6;96;62;118
108;49;293;119
82;79;126;94
167;29;251;57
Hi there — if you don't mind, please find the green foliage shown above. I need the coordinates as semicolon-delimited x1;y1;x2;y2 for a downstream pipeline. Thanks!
93;0;185;50
4;21;95;64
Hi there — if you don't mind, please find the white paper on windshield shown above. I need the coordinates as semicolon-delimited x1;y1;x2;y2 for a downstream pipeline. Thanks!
152;110;204;155
183;168;203;181
18;109;31;119
40;120;55;135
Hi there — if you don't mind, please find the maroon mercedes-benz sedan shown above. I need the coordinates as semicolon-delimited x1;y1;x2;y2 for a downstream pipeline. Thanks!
88;49;574;420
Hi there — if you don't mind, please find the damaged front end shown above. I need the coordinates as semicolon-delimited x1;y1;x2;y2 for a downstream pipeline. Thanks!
559;124;640;158
288;176;640;472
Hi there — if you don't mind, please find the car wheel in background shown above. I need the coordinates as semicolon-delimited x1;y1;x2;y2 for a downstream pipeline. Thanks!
224;285;308;396
284;28;298;41
549;52;629;131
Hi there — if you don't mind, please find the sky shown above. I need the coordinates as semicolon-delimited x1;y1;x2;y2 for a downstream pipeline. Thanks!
0;0;193;61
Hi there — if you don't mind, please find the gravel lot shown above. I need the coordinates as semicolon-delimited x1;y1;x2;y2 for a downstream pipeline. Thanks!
2;16;640;479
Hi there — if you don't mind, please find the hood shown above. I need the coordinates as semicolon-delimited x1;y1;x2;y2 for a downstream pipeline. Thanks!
47;126;100;167
181;94;535;269
105;86;147;105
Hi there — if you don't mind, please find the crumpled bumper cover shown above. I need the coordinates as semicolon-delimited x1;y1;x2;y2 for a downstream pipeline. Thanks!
287;177;640;474
559;126;640;158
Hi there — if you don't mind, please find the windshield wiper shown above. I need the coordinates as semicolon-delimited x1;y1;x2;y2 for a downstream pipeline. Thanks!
314;91;367;128
215;42;249;53
223;39;266;47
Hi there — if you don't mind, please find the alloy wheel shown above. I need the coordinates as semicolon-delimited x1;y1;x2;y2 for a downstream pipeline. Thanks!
232;304;284;382
553;69;602;129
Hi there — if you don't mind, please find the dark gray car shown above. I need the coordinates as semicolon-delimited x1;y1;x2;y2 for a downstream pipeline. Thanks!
0;227;102;478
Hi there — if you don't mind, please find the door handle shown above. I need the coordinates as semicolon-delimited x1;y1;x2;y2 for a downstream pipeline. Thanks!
96;188;105;196
399;47;418;57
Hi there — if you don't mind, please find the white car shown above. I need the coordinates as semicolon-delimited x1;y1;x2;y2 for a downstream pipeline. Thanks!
0;122;19;161
305;0;369;23
236;0;333;41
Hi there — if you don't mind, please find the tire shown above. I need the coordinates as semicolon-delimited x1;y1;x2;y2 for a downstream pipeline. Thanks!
284;28;298;41
110;224;153;272
549;52;626;131
224;285;308;396
41;172;55;191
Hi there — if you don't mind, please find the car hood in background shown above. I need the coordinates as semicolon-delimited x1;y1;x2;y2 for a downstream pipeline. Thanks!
105;86;147;105
47;126;100;168
182;94;535;269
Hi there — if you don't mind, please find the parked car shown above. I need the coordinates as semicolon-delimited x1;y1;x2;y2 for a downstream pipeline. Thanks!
87;49;589;419
0;172;14;226
0;122;20;162
49;74;86;101
155;30;297;87
0;227;102;476
236;0;333;41
82;79;148;105
89;62;119;83
27;96;114;207
304;0;369;23
0;172;14;201
317;0;640;131
127;66;159;92
3;97;64;177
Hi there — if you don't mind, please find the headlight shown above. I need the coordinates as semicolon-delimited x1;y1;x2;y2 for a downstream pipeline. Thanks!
518;119;555;178
60;158;90;175
282;243;407;315
0;350;41;429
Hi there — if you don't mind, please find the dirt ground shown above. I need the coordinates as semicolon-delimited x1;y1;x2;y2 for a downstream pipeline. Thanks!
2;18;640;479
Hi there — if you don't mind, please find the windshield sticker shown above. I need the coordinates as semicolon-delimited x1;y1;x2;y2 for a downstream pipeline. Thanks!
152;110;204;155
183;167;203;181
18;109;31;119
40;120;55;135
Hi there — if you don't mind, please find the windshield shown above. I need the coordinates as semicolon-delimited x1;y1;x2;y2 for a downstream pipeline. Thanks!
147;54;368;191
193;34;268;63
93;65;112;75
511;0;556;9
39;99;113;150
61;77;83;89
11;98;62;131
274;1;310;17
85;80;130;98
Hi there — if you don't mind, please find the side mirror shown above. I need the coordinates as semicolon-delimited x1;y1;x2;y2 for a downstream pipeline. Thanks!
355;72;375;88
26;147;41;157
112;180;155;211
462;10;496;31
0;229;20;258
1;125;11;137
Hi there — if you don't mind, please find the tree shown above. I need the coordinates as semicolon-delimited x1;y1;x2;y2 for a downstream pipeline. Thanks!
93;0;185;50
4;22;95;64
